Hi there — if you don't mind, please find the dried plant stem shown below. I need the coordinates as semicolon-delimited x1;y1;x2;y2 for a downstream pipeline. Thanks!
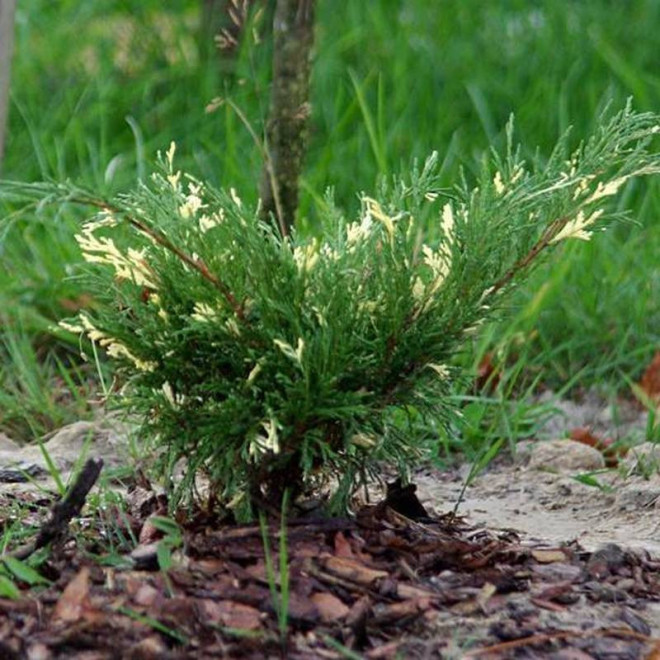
6;458;103;561
489;216;566;297
465;627;657;658
224;97;286;234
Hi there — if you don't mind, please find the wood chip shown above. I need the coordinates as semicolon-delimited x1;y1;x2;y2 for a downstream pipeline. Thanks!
320;555;388;585
531;549;568;564
310;592;350;622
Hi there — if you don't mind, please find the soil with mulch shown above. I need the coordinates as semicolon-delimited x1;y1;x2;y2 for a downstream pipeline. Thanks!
2;481;660;660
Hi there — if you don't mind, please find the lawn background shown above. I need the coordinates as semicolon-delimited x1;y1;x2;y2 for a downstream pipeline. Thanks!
1;0;659;447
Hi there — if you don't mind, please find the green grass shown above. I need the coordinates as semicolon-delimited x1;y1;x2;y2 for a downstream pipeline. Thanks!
1;0;660;447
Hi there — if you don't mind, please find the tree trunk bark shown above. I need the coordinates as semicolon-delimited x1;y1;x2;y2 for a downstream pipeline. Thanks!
0;0;16;171
0;0;16;169
259;0;314;237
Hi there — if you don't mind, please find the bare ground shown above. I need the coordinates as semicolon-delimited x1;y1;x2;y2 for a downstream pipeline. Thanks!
1;391;660;658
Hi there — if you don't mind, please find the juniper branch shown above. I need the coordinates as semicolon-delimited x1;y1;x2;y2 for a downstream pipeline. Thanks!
73;195;246;321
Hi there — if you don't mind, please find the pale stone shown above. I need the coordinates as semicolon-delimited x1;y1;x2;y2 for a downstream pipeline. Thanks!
622;442;660;476
528;439;605;471
615;480;660;511
0;418;132;484
0;432;19;452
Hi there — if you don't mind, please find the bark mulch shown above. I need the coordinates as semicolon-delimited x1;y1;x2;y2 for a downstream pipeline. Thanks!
2;478;660;659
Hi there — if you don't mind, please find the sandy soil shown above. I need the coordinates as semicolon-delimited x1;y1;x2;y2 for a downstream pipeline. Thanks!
418;459;660;555
417;389;660;555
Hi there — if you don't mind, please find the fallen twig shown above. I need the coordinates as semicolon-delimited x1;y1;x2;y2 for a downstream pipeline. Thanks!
464;627;659;657
5;458;103;561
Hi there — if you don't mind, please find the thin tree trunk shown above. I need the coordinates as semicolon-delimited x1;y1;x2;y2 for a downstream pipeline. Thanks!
0;0;16;171
259;0;314;237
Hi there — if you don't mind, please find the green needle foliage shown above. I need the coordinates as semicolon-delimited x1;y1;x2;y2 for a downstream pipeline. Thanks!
4;103;659;518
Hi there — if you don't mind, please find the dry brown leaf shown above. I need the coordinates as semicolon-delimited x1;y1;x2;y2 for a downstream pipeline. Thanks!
569;427;623;467
310;592;350;622
52;567;92;623
570;427;604;449
475;351;501;393
640;351;660;403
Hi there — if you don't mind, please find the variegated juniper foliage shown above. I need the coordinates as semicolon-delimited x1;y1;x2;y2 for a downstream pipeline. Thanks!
52;104;659;517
